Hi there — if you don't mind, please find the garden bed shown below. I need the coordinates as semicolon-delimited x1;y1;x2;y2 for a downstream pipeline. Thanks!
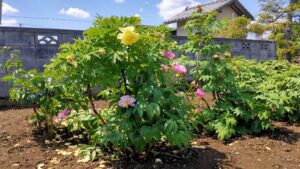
1;101;300;169
1;15;300;169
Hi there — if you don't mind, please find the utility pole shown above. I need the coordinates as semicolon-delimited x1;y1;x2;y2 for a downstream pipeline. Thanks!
0;0;2;25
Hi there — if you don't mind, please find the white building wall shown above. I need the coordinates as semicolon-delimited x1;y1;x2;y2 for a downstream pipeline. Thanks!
216;6;238;20
176;6;239;36
177;21;188;36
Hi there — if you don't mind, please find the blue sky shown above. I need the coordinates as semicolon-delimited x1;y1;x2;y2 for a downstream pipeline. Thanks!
1;0;261;30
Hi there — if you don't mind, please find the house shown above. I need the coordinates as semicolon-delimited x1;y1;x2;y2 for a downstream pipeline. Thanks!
164;0;255;36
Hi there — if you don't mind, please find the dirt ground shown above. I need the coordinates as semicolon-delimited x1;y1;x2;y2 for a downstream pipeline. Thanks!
0;102;300;169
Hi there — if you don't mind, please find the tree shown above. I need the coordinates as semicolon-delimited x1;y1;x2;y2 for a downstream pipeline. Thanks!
257;0;300;61
217;17;251;39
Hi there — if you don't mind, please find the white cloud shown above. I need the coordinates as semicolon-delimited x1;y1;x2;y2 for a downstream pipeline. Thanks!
134;14;140;17
3;2;19;14
1;19;18;26
59;7;90;18
114;0;125;3
157;0;199;20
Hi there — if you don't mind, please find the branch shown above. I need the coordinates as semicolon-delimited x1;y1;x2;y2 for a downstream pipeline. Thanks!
121;69;129;95
32;104;42;128
87;84;106;125
201;97;211;110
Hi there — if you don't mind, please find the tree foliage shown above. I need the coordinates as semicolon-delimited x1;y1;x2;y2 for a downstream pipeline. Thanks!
256;0;300;61
217;16;251;39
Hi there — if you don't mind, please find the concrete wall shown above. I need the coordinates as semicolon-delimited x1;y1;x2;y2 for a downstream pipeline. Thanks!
0;27;276;97
172;36;277;60
0;27;83;97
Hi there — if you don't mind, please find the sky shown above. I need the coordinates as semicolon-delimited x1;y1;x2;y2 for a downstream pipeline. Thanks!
1;0;261;30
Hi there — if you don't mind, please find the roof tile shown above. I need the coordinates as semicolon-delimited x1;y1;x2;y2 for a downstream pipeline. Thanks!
164;0;253;24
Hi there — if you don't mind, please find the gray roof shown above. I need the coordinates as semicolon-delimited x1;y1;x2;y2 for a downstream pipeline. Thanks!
164;0;254;24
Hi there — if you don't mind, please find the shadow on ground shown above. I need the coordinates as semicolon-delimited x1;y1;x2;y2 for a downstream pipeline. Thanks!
113;145;233;169
31;127;233;169
266;122;300;144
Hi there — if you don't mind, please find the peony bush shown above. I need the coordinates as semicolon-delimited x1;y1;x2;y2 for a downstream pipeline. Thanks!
182;12;275;140
4;16;193;155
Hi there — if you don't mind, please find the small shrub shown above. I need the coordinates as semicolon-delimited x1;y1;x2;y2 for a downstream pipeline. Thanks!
183;12;273;140
229;59;300;122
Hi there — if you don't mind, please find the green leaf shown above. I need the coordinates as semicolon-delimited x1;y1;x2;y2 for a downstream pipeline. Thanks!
165;120;178;133
215;122;235;140
140;126;161;142
146;103;160;119
225;117;237;127
1;75;13;82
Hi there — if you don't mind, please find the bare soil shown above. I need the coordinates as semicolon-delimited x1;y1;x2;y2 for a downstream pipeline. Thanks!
0;101;300;169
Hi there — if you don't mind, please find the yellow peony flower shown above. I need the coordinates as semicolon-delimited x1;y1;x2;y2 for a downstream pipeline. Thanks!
154;32;165;41
66;55;77;68
213;54;220;59
224;51;231;57
98;48;106;55
117;26;140;45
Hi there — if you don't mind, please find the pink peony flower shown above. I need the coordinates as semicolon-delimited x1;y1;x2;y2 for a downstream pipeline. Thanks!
161;64;170;71
195;88;205;98
195;108;201;113
118;95;136;108
161;51;175;59
171;62;187;75
191;80;197;86
57;109;70;119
